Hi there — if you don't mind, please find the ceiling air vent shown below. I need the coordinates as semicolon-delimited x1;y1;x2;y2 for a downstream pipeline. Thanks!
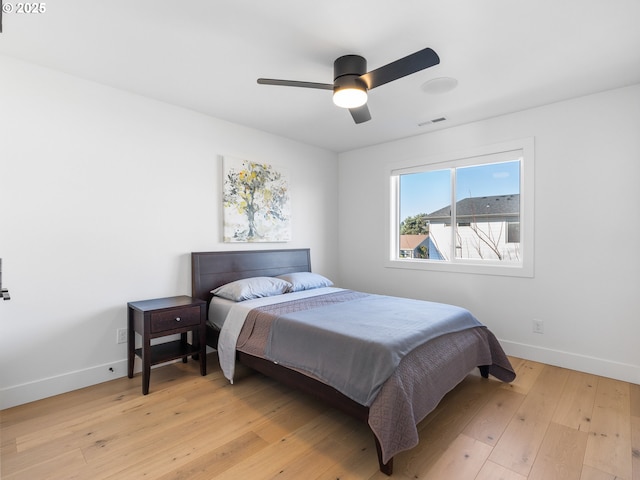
418;117;447;127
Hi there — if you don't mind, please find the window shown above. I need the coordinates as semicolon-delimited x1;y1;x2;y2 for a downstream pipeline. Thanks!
388;138;534;277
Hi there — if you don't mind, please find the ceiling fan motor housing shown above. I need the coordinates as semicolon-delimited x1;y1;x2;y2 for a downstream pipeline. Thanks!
333;54;368;92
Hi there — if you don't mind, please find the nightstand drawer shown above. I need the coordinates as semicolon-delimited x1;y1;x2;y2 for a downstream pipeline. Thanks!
150;306;201;333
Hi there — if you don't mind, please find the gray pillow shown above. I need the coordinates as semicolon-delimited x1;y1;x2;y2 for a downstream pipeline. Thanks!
211;276;292;302
276;272;333;292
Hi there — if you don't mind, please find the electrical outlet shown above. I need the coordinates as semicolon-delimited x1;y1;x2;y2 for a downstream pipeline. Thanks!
117;328;128;344
532;319;544;334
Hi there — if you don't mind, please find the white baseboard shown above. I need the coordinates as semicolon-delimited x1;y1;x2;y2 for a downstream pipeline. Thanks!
501;340;640;385
1;359;132;410
1;346;216;410
2;343;637;410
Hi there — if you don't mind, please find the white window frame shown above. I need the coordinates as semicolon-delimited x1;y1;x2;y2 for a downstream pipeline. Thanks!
387;138;534;277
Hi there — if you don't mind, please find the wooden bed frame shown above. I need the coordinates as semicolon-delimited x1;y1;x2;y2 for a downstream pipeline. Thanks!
191;248;489;475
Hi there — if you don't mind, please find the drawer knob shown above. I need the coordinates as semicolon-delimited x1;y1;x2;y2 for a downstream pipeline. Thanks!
175;317;181;322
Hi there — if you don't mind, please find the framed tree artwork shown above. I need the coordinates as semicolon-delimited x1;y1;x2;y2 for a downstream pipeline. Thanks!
222;156;291;242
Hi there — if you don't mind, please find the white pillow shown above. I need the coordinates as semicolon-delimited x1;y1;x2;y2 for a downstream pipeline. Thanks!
211;276;292;302
276;272;333;292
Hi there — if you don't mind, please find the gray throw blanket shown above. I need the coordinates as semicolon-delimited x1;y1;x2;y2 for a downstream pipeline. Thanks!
264;291;483;406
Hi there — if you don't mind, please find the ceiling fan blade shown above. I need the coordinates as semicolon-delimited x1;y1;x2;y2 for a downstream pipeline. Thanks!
257;78;334;90
349;104;371;124
360;47;440;90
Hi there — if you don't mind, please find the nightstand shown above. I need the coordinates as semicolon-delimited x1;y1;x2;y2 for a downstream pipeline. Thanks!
127;295;207;394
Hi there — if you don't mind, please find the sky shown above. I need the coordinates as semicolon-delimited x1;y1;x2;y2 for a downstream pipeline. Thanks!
399;160;520;221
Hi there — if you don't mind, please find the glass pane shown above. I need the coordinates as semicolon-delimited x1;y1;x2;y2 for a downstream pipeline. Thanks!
454;160;520;261
398;169;450;260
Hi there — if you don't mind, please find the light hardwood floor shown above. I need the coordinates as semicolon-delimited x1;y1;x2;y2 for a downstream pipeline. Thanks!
1;354;638;479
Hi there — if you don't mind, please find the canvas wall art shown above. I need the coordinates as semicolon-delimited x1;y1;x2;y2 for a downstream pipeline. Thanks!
222;156;291;242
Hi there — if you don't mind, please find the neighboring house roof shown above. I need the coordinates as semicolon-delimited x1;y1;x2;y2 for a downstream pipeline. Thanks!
399;234;428;250
425;194;520;220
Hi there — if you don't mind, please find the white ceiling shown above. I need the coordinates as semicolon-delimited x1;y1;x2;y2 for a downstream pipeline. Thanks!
2;0;639;152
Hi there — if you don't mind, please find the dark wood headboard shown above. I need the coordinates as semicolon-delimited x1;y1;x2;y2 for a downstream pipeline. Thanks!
191;248;311;303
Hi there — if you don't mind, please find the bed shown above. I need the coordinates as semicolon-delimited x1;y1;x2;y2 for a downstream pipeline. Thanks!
191;248;515;475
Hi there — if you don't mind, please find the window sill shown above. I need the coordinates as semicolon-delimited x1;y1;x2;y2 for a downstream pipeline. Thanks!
385;258;534;278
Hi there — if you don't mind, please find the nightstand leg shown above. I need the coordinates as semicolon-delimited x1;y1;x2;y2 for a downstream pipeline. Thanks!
181;332;188;363
197;323;206;376
127;307;135;378
142;341;151;395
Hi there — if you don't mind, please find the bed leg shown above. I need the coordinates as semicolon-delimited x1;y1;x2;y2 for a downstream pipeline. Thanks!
374;435;393;476
479;365;490;378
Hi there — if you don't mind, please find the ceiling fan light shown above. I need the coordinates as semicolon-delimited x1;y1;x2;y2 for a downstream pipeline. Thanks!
333;87;368;109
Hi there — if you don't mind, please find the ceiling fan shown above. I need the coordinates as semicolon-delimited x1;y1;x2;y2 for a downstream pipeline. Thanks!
257;47;440;124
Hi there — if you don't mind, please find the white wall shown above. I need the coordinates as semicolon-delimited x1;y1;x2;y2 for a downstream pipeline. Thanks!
338;84;640;384
0;55;339;408
2;53;637;410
